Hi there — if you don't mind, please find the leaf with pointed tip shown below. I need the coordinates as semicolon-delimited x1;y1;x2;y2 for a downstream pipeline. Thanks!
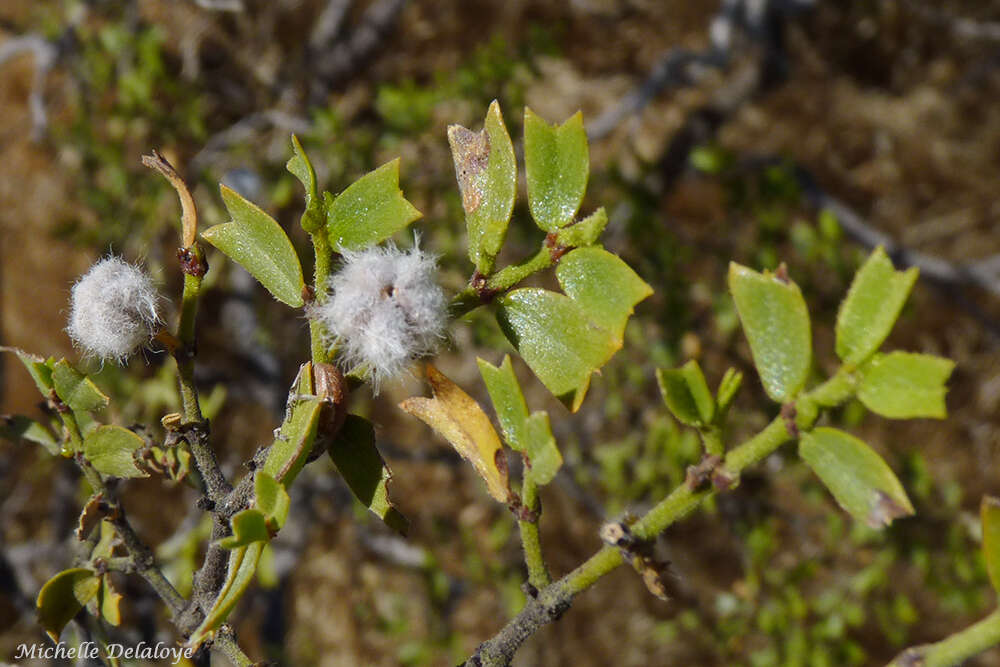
261;362;323;486
982;496;1000;594
448;100;516;274
524;108;589;231
219;509;271;550
287;135;323;234
186;542;264;650
656;360;715;427
799;427;914;529
52;359;109;412
716;368;743;416
858;352;954;419
325;159;422;251
400;365;510;502
1;347;54;396
728;263;812;403
328;415;408;535
496;248;651;411
478;356;561;486
836;247;919;365
36;568;100;641
83;425;147;478
1;415;60;455
203;185;305;307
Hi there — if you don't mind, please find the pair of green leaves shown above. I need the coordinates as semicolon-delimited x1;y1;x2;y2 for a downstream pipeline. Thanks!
726;249;955;530
497;247;652;411
729;247;953;418
656;361;742;430
202;137;421;307
37;522;121;641
448;102;589;275
3;349;148;478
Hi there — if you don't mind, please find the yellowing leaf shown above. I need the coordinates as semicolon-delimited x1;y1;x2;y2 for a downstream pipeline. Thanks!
400;365;509;502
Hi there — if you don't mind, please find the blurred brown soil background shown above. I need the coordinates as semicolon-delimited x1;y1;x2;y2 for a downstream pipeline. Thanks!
2;1;1000;665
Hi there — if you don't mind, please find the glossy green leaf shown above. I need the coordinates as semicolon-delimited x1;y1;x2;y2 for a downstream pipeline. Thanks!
656;360;715;427
287;135;323;234
52;359;109;412
203;185;305;307
497;248;651;411
186;541;264;650
836;247;918;365
0;415;60;455
219;509;271;550
83;425;147;478
554;207;608;248
716;368;743;416
497;290;618;412
799;427;914;529
328;414;408;535
254;471;290;531
982;496;1000;593
447;100;516;274
524;108;589;231
478;356;562;485
261;363;323;486
728;263;812;403
36;568;100;641
325;159;422;251
1;347;54;395
857;352;954;419
556;247;653;342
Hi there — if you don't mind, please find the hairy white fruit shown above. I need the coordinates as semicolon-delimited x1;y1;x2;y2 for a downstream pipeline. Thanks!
67;256;162;362
311;242;447;391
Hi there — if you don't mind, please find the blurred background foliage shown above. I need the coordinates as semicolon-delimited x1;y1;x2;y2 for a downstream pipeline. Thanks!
2;0;1000;665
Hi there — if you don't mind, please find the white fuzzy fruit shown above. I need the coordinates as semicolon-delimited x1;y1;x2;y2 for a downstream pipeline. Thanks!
67;256;162;362
311;242;447;391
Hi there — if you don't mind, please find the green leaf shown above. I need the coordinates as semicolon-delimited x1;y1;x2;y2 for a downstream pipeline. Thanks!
254;472;290;531
1;347;54;395
857;352;954;419
982;496;1000;594
497;290;618;412
656;360;715;427
0;415;60;455
524;108;589;231
52;359;109;412
83;425;148;478
836;247;918;365
36;568;100;641
287;135;323;234
799;427;914;529
96;575;122;626
496;248;651;412
554;207;608;248
325;159;422;251
261;362;323;486
556;247;653;341
447;100;517;274
716;367;743;416
203;184;305;307
328;415;409;535
728;263;812;403
219;509;272;549
186;541;264;650
478;356;562;485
